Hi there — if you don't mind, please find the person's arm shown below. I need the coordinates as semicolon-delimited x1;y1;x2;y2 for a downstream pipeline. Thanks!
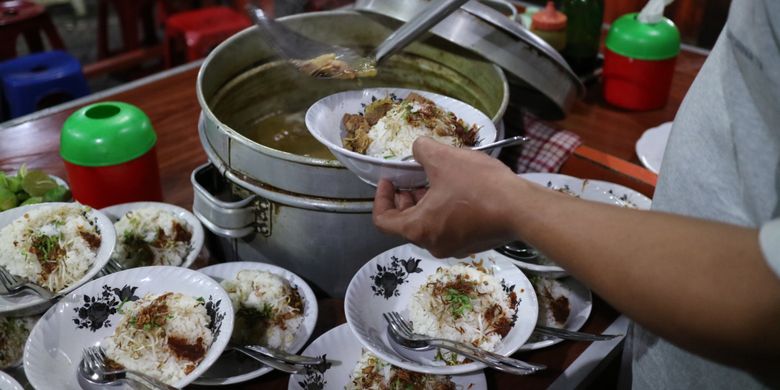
373;137;780;373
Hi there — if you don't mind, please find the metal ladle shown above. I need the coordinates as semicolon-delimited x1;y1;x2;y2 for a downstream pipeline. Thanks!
246;0;471;78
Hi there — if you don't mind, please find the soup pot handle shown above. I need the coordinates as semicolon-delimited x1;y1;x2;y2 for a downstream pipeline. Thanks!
191;163;260;239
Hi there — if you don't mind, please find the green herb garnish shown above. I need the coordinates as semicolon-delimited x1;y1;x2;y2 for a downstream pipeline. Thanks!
446;288;472;318
117;299;129;313
433;349;460;366
30;233;62;262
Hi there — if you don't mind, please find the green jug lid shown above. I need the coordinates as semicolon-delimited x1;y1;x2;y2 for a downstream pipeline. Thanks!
605;13;680;60
61;102;157;167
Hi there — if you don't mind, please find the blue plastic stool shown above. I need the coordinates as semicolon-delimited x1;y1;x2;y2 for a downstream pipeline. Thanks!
0;50;90;119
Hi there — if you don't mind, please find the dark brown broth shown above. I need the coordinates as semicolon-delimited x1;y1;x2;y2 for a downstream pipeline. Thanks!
243;111;334;160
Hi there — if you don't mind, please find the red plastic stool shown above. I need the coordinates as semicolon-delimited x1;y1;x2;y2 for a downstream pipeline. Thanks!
96;0;159;59
0;0;65;61
163;6;250;68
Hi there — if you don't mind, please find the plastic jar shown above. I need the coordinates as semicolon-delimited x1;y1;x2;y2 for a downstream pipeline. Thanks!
60;101;163;208
602;13;680;110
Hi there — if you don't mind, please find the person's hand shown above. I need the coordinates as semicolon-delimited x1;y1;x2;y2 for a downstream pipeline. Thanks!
372;137;529;258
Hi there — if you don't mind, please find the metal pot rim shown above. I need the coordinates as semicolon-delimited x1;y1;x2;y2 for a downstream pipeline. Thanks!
196;9;509;169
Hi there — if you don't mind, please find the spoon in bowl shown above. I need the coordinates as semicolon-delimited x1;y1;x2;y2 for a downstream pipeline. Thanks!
400;135;529;162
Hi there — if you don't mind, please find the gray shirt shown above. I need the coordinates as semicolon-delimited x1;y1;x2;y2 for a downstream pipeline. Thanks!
629;1;780;388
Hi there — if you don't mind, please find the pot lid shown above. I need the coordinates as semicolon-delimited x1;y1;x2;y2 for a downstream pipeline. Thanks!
354;0;584;116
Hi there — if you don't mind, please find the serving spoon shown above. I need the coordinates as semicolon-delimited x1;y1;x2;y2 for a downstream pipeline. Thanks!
247;0;471;78
400;135;529;162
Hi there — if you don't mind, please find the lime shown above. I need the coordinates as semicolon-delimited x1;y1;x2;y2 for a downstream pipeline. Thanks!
21;170;58;197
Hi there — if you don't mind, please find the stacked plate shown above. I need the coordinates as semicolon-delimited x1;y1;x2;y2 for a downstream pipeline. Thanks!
20;260;320;388
4;172;639;389
506;173;652;277
288;244;540;389
0;197;323;388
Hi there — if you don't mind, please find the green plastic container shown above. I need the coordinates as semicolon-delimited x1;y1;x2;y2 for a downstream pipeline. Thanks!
60;101;163;208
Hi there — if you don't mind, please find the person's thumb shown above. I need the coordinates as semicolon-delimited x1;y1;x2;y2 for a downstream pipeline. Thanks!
411;137;449;174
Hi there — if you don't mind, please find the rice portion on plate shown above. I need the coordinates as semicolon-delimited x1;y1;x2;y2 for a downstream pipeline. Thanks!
0;316;35;368
112;207;192;267
342;93;479;159
221;269;304;349
103;292;213;385
0;204;101;292
409;263;518;363
347;350;456;390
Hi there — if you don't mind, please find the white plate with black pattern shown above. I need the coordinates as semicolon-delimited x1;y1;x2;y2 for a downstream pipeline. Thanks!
0;203;116;316
519;276;593;351
345;244;538;375
0;370;23;390
509;173;652;276
288;323;487;390
100;201;205;269
23;266;234;390
194;261;319;385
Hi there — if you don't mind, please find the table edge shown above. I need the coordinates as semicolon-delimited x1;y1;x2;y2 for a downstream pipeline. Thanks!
547;315;629;389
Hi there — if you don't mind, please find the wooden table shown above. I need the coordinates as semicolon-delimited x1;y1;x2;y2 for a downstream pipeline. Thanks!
0;45;707;389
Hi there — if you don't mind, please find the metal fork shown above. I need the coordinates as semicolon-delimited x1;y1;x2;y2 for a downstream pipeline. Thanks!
79;346;177;390
230;345;310;375
383;312;545;375
534;325;622;341
242;344;324;366
0;266;52;298
97;258;124;277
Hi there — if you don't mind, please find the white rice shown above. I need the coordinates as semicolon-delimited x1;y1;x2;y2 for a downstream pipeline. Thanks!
112;207;192;267
103;292;213;385
409;264;515;360
533;277;570;327
221;269;304;349
366;101;463;159
347;350;455;390
0;204;100;292
0;316;36;368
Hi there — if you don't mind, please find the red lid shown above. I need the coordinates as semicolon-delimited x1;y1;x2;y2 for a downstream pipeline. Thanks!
531;1;567;31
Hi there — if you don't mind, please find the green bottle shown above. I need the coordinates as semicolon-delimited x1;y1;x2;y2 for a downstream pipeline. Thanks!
561;0;604;73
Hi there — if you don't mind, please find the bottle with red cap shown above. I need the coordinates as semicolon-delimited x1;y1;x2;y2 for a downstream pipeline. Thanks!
530;1;567;52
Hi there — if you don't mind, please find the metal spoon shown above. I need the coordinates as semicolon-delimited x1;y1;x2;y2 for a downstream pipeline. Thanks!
496;240;541;261
246;0;470;78
400;135;529;162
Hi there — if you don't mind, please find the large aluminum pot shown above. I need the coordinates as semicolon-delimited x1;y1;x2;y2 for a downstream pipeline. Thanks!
195;10;510;297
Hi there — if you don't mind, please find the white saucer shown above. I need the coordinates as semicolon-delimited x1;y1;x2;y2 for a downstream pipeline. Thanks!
636;122;672;174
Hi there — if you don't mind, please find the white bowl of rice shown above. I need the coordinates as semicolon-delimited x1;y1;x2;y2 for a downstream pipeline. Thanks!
100;202;204;269
0;203;115;316
288;324;487;390
196;261;318;385
345;244;538;375
23;266;234;390
305;88;498;189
